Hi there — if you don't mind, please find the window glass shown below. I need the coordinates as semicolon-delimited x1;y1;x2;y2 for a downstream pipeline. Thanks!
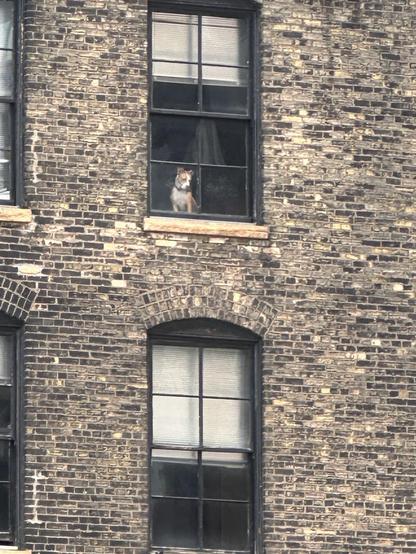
203;348;250;399
152;498;199;548
202;452;249;501
203;398;251;449
201;16;249;66
152;13;198;63
202;66;248;114
200;119;246;167
153;395;199;446
0;0;14;204
0;483;10;533
203;500;249;550
152;345;199;396
0;334;13;381
151;115;198;163
0;50;12;97
153;63;198;110
152;450;198;498
201;166;247;216
0;387;10;428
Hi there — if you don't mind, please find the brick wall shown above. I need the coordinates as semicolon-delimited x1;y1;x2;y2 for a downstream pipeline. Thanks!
0;0;414;552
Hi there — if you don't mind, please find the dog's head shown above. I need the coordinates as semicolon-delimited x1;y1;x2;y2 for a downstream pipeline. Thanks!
175;168;193;190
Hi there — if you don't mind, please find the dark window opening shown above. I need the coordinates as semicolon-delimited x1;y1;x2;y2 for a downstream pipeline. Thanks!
149;4;257;222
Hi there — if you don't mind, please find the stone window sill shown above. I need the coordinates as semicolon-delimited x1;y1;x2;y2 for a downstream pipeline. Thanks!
0;206;32;223
143;216;269;239
0;550;31;553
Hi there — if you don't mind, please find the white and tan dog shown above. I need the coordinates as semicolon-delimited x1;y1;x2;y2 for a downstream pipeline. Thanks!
170;168;197;213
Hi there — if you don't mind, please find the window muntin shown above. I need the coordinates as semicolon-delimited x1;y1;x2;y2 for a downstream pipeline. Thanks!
150;341;254;551
0;0;16;205
0;330;16;544
149;6;254;221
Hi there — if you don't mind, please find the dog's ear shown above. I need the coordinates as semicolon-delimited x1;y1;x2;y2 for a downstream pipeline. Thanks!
177;167;184;174
188;169;193;177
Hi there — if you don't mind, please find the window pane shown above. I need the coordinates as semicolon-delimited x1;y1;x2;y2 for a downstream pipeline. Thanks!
152;450;198;498
203;452;249;501
200;119;246;167
202;16;249;66
151;115;198;163
0;2;13;50
201;166;247;216
203;66;248;114
0;149;10;202
203;398;251;449
152;498;198;548
153;63;198;110
0;483;9;533
0;334;13;381
203;500;249;551
153;13;198;63
203;348;251;399
153;345;199;396
0;441;9;482
0;104;11;149
151;162;198;213
153;395;199;447
0;387;10;428
0;50;13;96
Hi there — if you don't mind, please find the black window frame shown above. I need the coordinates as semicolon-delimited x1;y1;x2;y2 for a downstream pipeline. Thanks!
148;319;262;553
0;313;23;548
148;0;260;223
0;0;24;206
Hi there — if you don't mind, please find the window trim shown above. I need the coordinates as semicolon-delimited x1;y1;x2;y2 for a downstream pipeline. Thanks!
147;320;263;553
0;314;24;548
0;0;24;207
147;0;261;224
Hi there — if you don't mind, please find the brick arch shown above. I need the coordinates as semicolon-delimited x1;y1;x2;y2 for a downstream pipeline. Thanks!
136;285;277;337
0;275;38;321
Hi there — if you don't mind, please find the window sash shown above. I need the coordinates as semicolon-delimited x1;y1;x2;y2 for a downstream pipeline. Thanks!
0;0;19;206
150;339;255;551
0;327;17;545
148;4;256;222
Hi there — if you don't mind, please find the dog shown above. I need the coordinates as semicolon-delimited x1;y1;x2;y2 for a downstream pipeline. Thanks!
170;168;197;213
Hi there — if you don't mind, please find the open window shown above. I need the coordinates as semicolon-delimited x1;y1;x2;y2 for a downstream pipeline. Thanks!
149;318;261;552
149;1;258;221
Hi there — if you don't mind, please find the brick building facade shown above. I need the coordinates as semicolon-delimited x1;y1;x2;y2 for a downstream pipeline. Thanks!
0;0;414;553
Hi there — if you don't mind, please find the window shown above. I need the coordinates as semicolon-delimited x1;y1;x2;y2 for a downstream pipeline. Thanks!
149;1;258;221
0;315;21;546
149;319;261;552
0;0;20;205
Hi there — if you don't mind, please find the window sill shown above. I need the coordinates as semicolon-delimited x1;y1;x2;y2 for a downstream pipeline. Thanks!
0;206;32;223
0;550;31;553
143;217;269;239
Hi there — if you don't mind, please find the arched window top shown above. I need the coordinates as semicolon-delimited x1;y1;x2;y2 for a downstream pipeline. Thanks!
149;317;260;342
0;311;21;327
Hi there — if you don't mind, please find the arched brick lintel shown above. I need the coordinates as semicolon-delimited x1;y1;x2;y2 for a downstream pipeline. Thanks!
137;285;277;337
0;275;38;321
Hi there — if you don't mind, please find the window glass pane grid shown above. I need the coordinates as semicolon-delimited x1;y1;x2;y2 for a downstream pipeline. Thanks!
150;114;249;216
151;448;252;550
151;339;254;551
